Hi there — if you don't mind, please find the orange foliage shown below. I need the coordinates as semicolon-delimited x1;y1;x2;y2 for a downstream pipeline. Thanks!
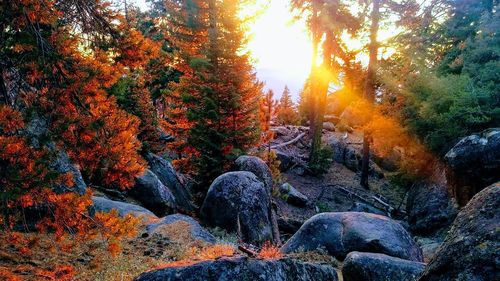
258;241;283;259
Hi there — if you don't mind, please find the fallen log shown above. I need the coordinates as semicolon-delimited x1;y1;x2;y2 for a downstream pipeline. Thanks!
238;245;258;257
270;132;306;149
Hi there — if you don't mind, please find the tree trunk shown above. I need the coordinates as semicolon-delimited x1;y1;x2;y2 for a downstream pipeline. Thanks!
360;0;380;189
309;32;333;168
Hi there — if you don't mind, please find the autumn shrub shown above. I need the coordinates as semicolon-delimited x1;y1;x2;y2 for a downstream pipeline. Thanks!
258;241;282;259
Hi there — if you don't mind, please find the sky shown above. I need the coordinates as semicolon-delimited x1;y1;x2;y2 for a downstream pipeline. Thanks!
129;0;311;101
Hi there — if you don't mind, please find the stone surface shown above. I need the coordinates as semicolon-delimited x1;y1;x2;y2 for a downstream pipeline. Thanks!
323;122;336;132
144;214;216;244
129;169;177;217
91;196;157;220
235;155;273;192
349;202;387;216
419;182;500;281
342;251;426;281
406;181;458;235
281;212;423;262
134;257;338;281
280;183;308;207
50;148;87;194
445;128;500;205
200;171;275;245
274;150;294;172
146;153;196;212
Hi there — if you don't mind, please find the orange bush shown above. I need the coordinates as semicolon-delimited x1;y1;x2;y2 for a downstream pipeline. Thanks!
258;241;282;259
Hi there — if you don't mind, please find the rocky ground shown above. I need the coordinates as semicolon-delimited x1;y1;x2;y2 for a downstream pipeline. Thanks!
4;125;498;281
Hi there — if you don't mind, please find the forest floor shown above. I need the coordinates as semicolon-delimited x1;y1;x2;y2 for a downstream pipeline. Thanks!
275;129;409;234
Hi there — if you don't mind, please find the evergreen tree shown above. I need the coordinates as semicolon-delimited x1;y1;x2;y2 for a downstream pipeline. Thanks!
276;86;298;125
260;89;278;155
157;0;262;198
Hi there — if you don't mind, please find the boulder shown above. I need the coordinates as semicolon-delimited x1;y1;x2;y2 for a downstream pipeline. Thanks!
200;171;275;245
349;202;387;216
280;183;308;207
329;136;348;164
406;181;458;235
129;169;176;217
344;146;361;172
274;150;294;171
281;212;423;262
134;257;338;281
419;182;500;281
323;122;336;132
146;153;196;212
91;196;157;220
277;217;304;235
50;149;87;194
445;128;500;205
24;116;87;194
373;147;402;172
415;237;442;263
235;155;273;191
342;251;426;281
144;214;216;244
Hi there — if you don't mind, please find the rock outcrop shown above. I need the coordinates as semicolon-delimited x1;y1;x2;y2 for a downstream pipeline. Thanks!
235;155;273;192
418;182;500;281
129;169;177;217
200;171;275;245
134;257;338;281
280;183;308;207
328;135;384;178
445;128;500;205
91;196;157;220
281;212;423;262
406;181;458;235
143;214;216;244
146;153;196;212
342;251;426;281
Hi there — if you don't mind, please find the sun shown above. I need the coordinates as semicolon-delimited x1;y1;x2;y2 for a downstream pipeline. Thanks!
241;0;313;97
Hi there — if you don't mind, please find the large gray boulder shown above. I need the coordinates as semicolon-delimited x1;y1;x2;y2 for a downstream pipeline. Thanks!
91;196;157;220
406;181;458;235
134;257;338;281
235;155;273;191
418;182;500;281
445;128;500;205
200;171;275;245
146;153;196;212
342;252;426;281
281;212;423;262
144;214;216;244
129;169;176;217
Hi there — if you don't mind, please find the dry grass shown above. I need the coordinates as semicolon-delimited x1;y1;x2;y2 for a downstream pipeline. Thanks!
0;220;237;280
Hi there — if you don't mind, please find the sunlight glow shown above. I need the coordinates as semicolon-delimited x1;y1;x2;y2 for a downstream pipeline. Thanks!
242;0;313;99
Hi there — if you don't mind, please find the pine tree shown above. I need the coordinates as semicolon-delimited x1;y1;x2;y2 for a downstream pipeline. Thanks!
291;0;361;173
260;89;278;156
157;0;262;198
276;86;298;125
